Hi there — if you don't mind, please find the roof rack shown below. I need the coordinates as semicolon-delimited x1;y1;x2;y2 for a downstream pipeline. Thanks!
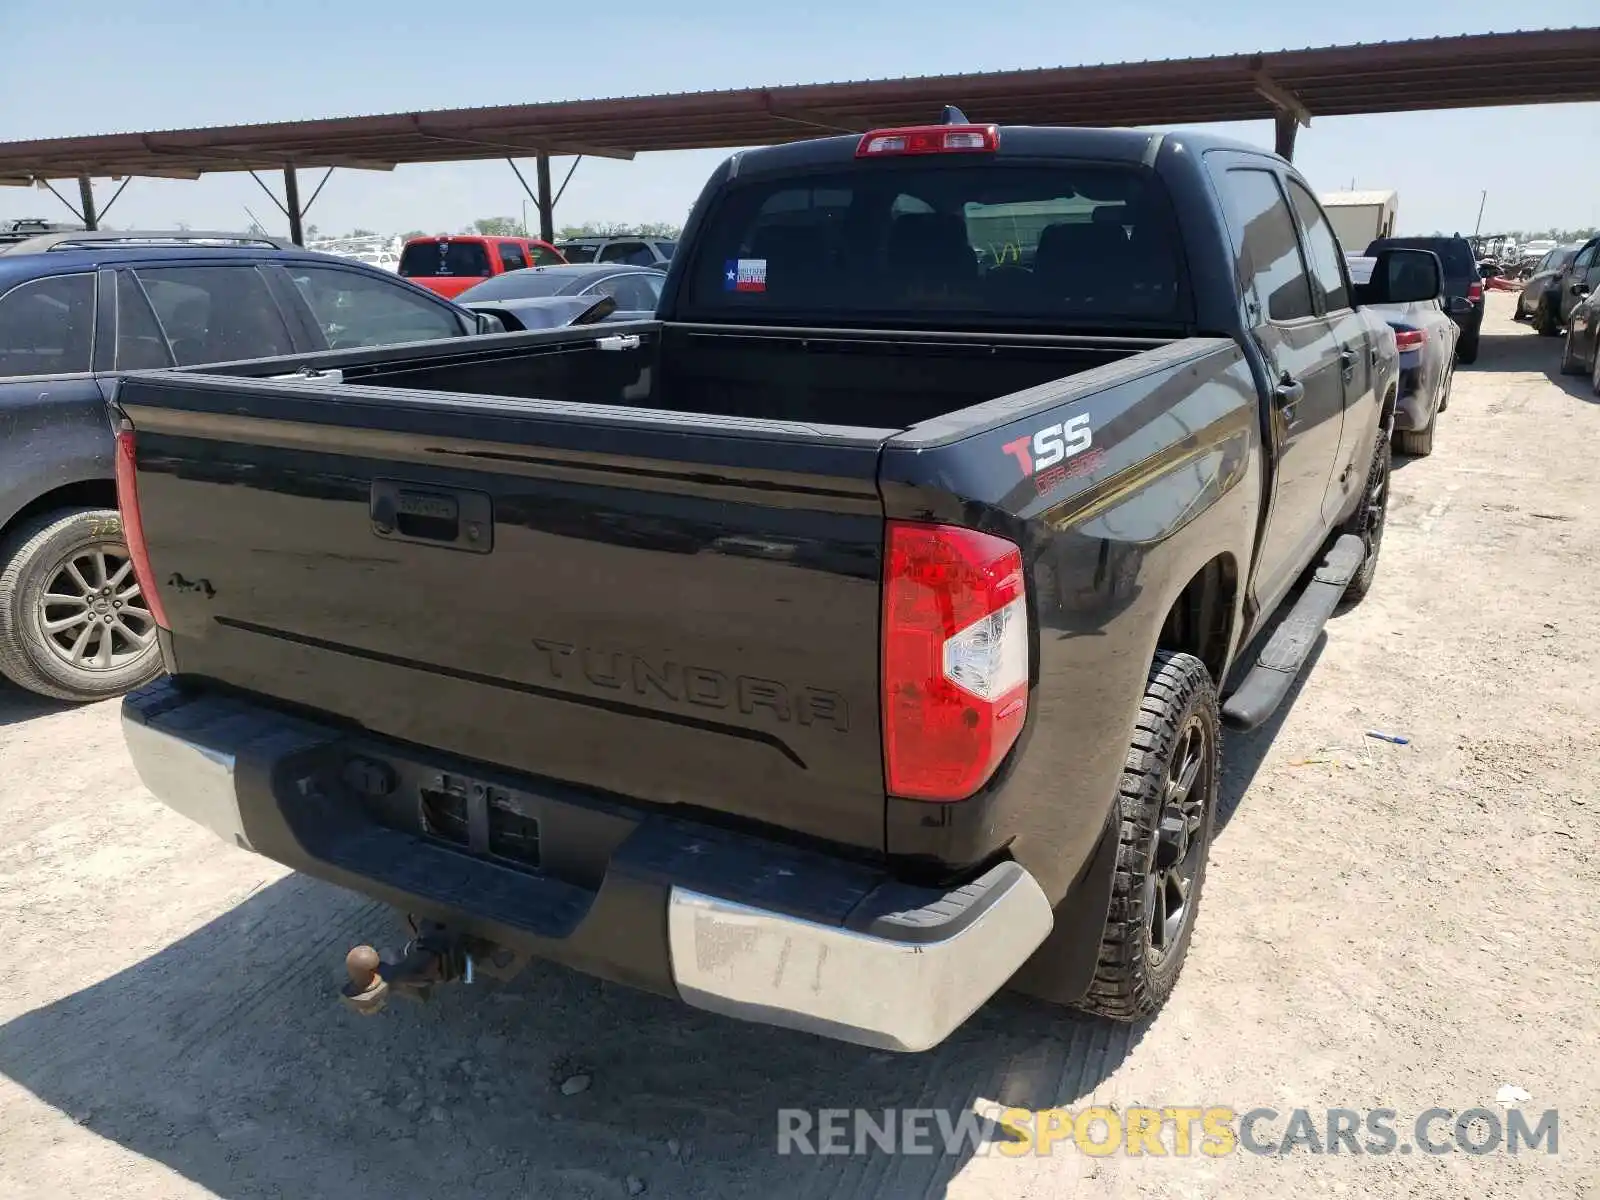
0;229;296;255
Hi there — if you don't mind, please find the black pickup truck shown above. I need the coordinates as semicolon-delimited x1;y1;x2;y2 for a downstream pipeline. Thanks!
113;118;1437;1052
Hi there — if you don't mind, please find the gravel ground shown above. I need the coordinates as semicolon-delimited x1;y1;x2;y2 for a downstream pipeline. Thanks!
0;294;1594;1199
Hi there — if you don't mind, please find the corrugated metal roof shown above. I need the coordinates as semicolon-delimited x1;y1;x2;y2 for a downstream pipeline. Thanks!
0;28;1595;182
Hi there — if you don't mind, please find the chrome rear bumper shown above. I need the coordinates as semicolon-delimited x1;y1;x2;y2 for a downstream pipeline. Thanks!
124;688;1054;1053
668;863;1053;1052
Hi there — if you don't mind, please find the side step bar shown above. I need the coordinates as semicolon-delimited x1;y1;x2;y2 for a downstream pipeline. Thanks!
1222;533;1365;731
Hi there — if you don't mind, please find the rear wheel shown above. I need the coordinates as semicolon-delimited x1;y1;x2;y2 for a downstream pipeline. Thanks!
0;508;164;702
1559;327;1585;375
1075;650;1219;1021
1535;297;1562;337
1340;432;1391;606
1592;344;1600;396
1455;329;1479;365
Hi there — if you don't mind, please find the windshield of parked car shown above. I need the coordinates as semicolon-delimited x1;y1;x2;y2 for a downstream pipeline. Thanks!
456;270;576;301
1365;237;1478;282
398;239;492;278
681;162;1187;329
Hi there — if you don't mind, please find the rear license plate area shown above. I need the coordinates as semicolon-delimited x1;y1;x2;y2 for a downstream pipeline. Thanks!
415;772;542;870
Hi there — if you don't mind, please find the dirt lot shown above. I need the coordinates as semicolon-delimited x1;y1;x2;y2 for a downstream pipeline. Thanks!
0;294;1595;1199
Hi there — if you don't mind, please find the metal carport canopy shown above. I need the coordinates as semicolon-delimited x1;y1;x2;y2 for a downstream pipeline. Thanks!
0;27;1594;240
1;28;1597;178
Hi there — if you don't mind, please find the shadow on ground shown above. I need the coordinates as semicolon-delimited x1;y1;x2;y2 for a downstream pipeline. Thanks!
0;648;1315;1200
0;875;1138;1199
0;679;79;729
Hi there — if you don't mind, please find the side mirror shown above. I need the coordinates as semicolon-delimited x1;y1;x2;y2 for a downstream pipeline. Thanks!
1576;282;1592;297
1355;247;1443;306
472;311;503;335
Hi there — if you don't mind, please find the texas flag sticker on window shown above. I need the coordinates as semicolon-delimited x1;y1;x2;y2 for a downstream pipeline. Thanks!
723;258;768;293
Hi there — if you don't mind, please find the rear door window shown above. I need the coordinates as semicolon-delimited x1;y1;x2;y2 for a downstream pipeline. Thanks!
399;240;492;278
598;240;656;266
681;162;1187;328
284;264;468;348
590;272;661;312
0;273;95;376
115;272;174;368
497;241;528;272
1218;169;1315;323
1286;180;1351;312
134;265;295;365
558;243;598;263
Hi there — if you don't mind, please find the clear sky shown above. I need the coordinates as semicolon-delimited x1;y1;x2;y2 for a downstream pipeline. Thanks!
1;4;1595;240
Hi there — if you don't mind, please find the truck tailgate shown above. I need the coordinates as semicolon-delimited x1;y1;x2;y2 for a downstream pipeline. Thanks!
115;373;891;853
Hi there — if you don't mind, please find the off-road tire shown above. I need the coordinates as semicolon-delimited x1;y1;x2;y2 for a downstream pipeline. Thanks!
1076;651;1220;1021
0;507;164;702
1340;432;1391;606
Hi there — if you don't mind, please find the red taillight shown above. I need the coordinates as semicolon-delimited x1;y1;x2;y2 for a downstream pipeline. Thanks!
856;124;999;158
114;429;170;630
1467;282;1483;303
882;522;1028;802
1393;328;1426;352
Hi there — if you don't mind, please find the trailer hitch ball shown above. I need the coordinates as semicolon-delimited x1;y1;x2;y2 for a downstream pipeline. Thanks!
342;945;390;1016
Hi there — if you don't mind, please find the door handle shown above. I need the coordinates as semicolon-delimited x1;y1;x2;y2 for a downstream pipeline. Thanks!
370;480;493;553
1274;376;1305;407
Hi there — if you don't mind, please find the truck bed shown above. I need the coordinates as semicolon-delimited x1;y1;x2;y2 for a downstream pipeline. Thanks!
118;322;1238;867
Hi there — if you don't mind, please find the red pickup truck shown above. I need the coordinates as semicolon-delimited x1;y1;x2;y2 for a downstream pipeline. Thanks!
398;234;565;299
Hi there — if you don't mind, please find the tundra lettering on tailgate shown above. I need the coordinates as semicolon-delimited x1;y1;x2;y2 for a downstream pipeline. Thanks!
529;638;849;732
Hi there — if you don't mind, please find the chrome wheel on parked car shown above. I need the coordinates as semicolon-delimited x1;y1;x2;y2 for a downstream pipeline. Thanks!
38;543;156;672
0;507;165;702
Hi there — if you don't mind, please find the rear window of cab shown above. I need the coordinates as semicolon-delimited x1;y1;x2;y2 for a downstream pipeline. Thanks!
680;161;1187;329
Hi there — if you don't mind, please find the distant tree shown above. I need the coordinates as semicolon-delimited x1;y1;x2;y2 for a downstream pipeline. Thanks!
174;220;190;231
245;220;268;236
635;221;683;239
346;227;377;238
471;216;521;237
306;223;320;239
556;220;640;239
401;229;429;242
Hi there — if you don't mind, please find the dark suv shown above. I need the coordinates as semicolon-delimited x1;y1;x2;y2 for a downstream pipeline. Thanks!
0;230;482;702
1366;235;1484;363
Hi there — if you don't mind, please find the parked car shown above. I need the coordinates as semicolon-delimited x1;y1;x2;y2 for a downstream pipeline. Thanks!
1558;262;1600;394
554;235;675;269
1516;237;1599;337
0;229;486;702
398;234;565;299
456;263;664;330
1365;234;1483;363
114;119;1436;1052
1347;252;1457;456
